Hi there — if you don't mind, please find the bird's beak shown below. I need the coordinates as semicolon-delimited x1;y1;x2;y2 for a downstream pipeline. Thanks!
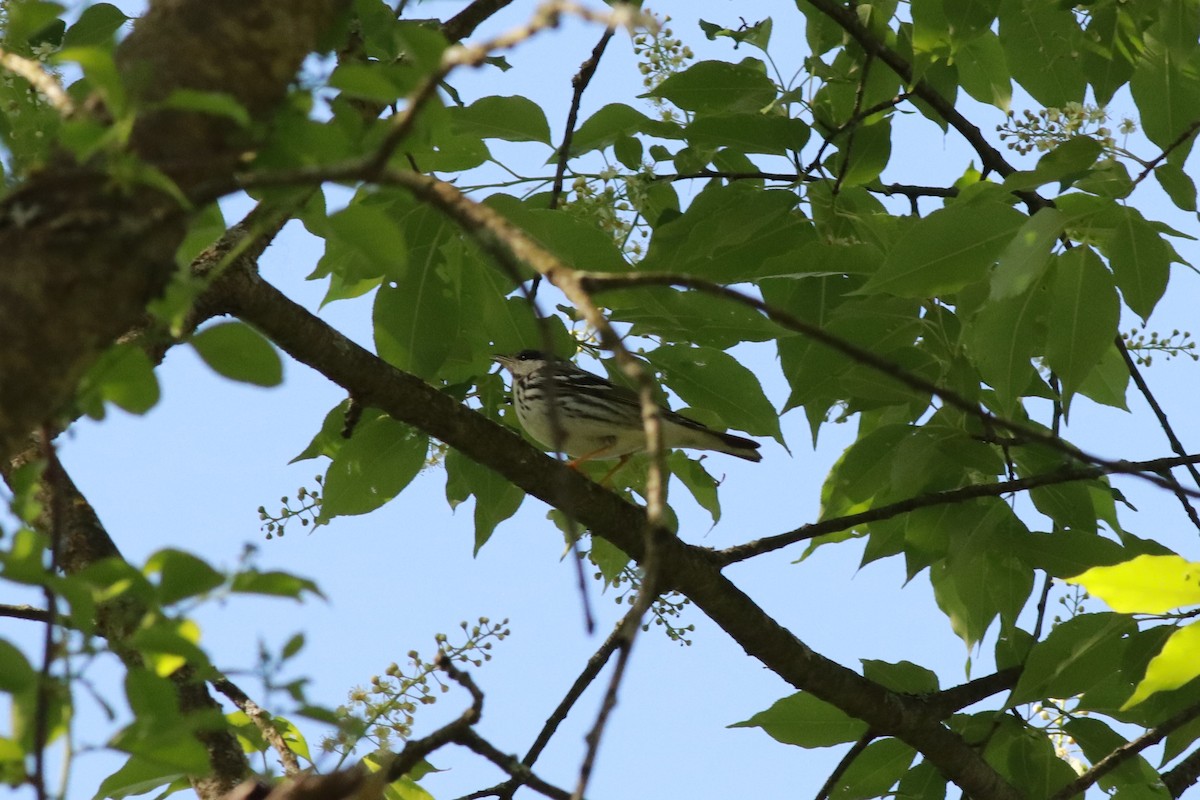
492;354;513;370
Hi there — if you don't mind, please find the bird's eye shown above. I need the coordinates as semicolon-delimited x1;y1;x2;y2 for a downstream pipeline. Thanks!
516;350;538;361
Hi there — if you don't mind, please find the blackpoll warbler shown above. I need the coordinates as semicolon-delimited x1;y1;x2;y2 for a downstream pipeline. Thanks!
493;350;762;467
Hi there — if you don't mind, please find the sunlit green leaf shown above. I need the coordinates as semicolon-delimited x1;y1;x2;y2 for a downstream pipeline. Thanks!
1123;622;1200;709
1068;554;1200;614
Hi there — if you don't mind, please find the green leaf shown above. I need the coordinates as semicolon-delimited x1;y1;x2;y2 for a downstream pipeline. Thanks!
831;738;916;800
329;62;417;103
321;416;428;519
570;103;663;157
1123;622;1200;709
698;17;773;52
1064;716;1163;791
160;89;250;127
374;266;458;380
669;452;721;523
1017;529;1129;579
230;569;323;600
831;119;893;187
451;95;552;144
1002;137;1103;192
190;322;283;387
486;194;629;273
613;135;643;169
444;450;524;553
1155;163;1198;212
95;756;188;800
144;549;224;606
1045;247;1120;400
0;639;36;692
896;761;946;800
997;0;1086;106
1081;3;1137;106
1106;207;1174;321
648;59;777;113
604;287;781;349
646;344;783;444
61;2;127;48
861;200;1026;296
1068;554;1200;614
955;31;1011;110
1076;344;1130;410
685;113;810;155
1131;36;1200;162
993;721;1078;796
930;502;1034;649
990;208;1064;300
587;535;629;584
729;692;869;748
965;282;1048;413
76;342;161;417
320;200;409;283
1011;613;1136;705
638;183;815;282
861;660;939;694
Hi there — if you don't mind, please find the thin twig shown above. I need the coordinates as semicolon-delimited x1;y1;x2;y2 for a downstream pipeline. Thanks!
211;677;302;776
385;653;484;783
366;2;644;178
716;453;1200;564
575;270;1200;501
571;613;641;800
814;733;876;800
0;603;52;623
1130;119;1200;188
457;730;574;800
0;47;74;115
1048;698;1200;800
550;27;615;210
1116;336;1200;534
523;608;635;767
832;54;874;195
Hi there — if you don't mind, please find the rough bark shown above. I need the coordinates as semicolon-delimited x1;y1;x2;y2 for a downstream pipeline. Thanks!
0;0;349;464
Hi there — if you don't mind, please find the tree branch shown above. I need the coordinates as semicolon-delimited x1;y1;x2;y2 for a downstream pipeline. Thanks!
1164;745;1200;797
1048;698;1200;800
814;733;875;800
549;27;616;210
0;46;74;114
442;0;516;43
0;0;347;464
211;677;302;776
576;270;1200;500
1117;337;1200;534
213;263;1020;800
717;453;1200;565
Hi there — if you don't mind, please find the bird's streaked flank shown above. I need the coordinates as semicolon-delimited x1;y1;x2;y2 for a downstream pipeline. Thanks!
493;351;761;477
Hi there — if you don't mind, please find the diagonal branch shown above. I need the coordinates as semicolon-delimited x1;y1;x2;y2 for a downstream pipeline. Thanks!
1048;698;1200;800
576;270;1200;500
1117;337;1200;534
212;227;1021;800
717;453;1200;565
549;27;616;210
